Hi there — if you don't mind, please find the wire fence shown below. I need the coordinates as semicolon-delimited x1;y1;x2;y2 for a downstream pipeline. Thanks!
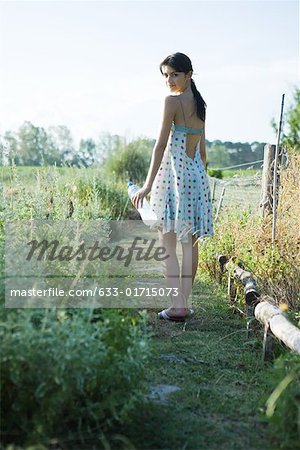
212;160;264;171
208;174;262;212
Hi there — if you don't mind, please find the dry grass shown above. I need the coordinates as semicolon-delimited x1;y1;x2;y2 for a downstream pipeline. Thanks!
268;150;300;308
198;149;300;310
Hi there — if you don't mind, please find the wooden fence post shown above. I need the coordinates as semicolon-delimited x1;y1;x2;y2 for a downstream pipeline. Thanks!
211;180;216;203
272;93;285;248
214;187;225;221
259;144;283;219
260;144;276;218
227;272;237;303
217;254;228;283
262;322;275;362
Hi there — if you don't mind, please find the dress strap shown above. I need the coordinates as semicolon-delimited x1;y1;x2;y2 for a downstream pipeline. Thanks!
178;97;187;127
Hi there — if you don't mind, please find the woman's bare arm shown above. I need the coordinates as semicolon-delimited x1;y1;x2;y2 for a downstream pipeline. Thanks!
144;96;177;189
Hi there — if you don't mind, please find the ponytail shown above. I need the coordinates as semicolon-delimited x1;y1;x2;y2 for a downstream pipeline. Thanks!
191;79;206;122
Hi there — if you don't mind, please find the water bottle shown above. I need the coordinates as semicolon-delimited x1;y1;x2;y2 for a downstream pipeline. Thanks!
127;181;158;226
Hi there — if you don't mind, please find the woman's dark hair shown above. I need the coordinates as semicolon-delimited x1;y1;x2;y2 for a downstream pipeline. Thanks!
159;52;206;122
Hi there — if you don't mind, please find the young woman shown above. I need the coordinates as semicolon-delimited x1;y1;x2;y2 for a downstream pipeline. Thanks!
131;52;213;321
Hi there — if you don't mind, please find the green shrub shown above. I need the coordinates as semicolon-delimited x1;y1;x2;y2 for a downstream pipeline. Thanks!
207;168;223;179
103;140;151;185
1;308;150;447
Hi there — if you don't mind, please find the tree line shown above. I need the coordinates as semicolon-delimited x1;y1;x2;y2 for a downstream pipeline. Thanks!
0;121;267;169
1;87;298;169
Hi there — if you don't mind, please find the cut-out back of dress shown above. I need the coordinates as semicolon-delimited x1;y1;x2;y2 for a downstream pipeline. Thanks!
173;97;204;160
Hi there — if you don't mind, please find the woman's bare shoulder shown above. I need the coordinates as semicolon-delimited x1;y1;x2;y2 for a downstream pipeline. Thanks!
164;94;179;103
163;95;179;111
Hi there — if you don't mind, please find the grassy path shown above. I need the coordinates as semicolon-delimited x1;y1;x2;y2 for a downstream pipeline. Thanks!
117;275;276;450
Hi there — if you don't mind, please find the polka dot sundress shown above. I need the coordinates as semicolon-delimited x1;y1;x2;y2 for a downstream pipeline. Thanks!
149;102;214;243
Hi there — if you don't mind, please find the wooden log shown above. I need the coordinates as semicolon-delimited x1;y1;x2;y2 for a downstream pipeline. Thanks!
255;300;300;355
232;266;260;306
217;254;228;283
225;262;260;306
217;254;228;267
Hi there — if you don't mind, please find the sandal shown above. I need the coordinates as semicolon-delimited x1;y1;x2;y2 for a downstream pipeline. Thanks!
158;309;187;322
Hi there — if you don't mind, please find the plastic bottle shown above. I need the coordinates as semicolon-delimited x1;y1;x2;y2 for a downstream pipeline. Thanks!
127;181;158;226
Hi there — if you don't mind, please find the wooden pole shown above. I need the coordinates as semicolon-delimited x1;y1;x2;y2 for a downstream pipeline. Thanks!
211;180;216;203
272;94;285;247
255;300;300;355
224;260;260;338
225;261;260;306
262;322;276;362
217;254;228;283
214;187;225;221
231;265;260;306
260;144;276;218
227;272;237;302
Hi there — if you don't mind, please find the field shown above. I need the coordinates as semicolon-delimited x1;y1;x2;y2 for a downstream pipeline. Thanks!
0;162;299;449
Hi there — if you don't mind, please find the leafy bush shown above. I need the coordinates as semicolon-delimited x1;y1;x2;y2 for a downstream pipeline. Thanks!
1;308;150;447
207;168;223;179
103;139;152;185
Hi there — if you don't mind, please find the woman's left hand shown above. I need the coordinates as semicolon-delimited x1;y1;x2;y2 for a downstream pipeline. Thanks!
131;184;151;209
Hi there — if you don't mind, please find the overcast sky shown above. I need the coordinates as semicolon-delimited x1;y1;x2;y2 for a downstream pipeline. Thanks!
0;0;298;147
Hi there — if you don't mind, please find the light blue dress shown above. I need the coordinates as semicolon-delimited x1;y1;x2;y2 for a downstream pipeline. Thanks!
150;102;213;243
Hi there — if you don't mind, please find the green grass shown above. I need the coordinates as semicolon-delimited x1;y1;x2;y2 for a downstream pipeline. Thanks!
0;165;107;188
0;165;262;182
221;169;262;178
102;274;282;450
6;274;281;450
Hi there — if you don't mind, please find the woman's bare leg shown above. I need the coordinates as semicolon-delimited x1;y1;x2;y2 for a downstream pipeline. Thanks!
192;235;199;284
180;234;199;308
158;229;186;313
